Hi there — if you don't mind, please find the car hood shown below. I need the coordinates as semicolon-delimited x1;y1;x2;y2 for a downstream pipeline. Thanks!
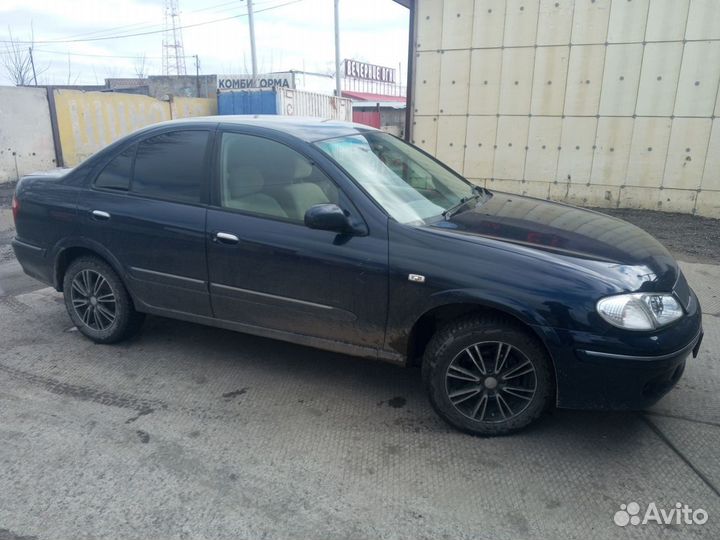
428;191;679;293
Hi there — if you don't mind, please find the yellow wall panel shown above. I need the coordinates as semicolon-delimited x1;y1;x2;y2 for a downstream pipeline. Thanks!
531;46;569;116
498;47;535;115
471;0;506;48
564;45;605;116
441;0;474;50
591;117;634;187
663;118;712;190
625;118;673;188
598;44;643;116
674;41;720;117
463;116;497;179
635;42;684;116
170;97;217;119
536;0;573;46
54;89;170;166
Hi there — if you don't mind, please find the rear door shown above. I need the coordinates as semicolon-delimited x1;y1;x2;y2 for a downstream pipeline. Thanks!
80;127;213;316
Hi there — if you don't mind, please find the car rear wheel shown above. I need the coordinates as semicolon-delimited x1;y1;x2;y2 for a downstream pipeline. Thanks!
423;315;553;436
63;256;144;344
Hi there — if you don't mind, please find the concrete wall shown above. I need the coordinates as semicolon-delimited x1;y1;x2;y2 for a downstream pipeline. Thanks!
53;90;217;167
53;89;170;166
170;96;218;119
148;75;217;99
0;87;57;182
411;0;720;217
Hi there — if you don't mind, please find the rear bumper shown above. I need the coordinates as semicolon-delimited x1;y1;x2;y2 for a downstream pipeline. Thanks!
11;237;52;285
536;298;703;410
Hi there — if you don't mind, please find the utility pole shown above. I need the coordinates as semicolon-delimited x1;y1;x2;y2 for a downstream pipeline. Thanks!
247;0;258;81
334;0;341;98
194;54;200;96
28;47;37;85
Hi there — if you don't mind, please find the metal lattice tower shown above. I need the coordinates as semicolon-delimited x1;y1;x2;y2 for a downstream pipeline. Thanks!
162;0;187;76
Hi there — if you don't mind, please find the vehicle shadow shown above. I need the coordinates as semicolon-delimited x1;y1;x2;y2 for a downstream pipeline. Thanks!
124;315;655;450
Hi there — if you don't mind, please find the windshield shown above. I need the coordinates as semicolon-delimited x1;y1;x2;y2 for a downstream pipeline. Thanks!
315;132;481;224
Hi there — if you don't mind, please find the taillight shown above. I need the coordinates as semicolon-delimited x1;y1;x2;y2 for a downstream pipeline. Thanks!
11;195;19;222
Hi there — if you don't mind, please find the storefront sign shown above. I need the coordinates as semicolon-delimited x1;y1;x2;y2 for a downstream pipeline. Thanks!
218;73;294;90
343;59;395;83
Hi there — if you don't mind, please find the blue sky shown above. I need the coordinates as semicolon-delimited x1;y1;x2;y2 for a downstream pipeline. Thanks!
0;0;409;85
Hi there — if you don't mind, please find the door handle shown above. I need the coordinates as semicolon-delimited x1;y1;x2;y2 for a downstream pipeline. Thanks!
214;232;239;244
91;210;111;220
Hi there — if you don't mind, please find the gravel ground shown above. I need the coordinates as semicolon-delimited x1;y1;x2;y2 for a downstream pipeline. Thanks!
0;180;16;208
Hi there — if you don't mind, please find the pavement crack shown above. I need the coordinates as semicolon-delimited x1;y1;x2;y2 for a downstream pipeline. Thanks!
643;410;720;429
641;413;720;500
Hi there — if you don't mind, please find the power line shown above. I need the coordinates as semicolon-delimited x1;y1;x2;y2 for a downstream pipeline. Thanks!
51;0;251;42
0;0;304;45
0;48;170;59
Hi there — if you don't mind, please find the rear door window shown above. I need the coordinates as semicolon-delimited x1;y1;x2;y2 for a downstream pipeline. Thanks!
132;130;210;204
95;145;135;191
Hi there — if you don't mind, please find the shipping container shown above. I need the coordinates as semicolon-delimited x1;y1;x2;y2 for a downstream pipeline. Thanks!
217;88;351;121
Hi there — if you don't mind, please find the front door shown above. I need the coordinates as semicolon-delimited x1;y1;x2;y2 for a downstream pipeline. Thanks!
206;130;388;351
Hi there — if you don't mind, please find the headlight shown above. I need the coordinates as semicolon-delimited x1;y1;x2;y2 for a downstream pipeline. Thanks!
596;293;684;330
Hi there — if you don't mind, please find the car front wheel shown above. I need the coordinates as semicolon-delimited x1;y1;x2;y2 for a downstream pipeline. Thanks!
423;315;553;436
63;256;144;344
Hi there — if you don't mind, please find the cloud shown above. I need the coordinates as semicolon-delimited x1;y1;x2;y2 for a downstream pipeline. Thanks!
0;0;409;86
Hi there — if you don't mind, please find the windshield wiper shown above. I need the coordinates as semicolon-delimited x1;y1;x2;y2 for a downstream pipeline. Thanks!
442;187;489;220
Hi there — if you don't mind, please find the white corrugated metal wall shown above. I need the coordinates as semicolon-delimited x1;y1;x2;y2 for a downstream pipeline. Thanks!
410;0;720;217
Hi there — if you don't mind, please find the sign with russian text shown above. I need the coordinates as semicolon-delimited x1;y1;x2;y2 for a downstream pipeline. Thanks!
218;73;294;90
343;60;396;83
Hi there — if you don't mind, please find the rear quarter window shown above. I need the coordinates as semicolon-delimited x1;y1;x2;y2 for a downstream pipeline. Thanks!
131;130;210;204
94;145;135;190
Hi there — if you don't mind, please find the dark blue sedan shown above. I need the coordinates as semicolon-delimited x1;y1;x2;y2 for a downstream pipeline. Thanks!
11;116;703;435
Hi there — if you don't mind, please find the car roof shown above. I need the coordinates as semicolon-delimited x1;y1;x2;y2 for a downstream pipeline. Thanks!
141;115;379;143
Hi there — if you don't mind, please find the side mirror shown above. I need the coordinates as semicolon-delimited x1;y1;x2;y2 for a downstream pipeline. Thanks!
304;204;366;235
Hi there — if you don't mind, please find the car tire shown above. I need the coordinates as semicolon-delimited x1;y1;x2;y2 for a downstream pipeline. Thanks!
63;256;144;344
422;315;553;436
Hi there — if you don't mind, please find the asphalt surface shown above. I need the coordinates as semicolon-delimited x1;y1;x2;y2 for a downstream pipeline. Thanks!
0;197;719;539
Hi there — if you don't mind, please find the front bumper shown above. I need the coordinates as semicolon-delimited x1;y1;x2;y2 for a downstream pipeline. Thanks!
536;291;703;410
